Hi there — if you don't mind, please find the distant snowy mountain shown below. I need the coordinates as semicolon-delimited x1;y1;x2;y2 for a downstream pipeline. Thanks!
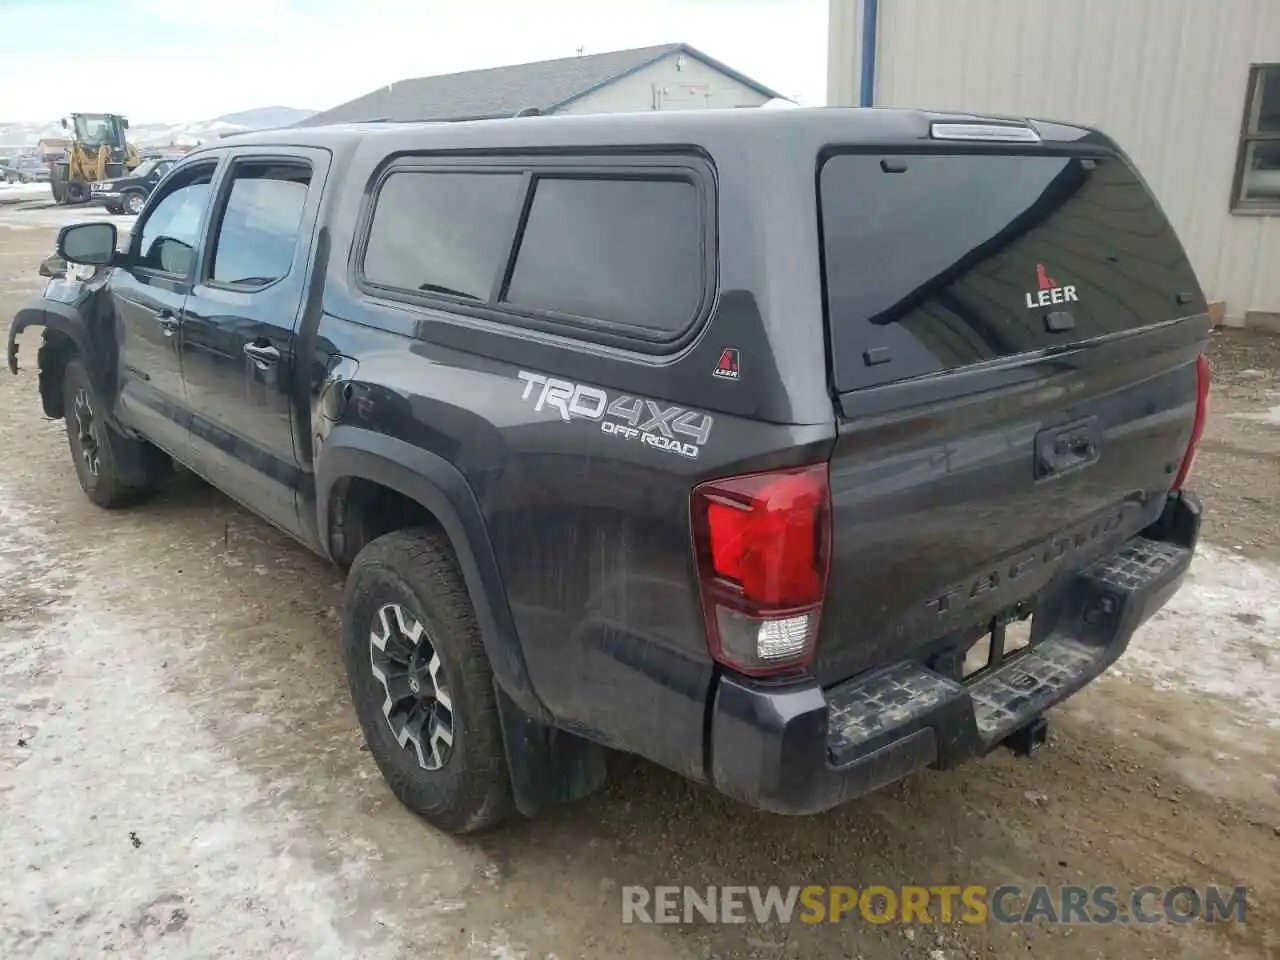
213;106;316;128
0;107;318;152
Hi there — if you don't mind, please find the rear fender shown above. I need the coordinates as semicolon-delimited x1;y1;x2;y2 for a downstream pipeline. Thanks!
316;425;549;723
312;426;613;813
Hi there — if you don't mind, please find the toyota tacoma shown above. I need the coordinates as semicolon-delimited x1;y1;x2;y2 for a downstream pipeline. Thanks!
7;108;1209;833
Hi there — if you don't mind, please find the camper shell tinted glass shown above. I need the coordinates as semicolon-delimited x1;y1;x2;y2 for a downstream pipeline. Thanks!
819;150;1206;392
356;155;715;352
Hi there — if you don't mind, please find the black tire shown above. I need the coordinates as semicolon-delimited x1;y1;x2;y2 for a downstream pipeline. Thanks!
62;358;169;508
123;191;146;216
50;165;67;204
342;528;511;834
104;203;122;215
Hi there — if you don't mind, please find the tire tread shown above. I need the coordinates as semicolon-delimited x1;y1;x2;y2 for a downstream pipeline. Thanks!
343;527;511;834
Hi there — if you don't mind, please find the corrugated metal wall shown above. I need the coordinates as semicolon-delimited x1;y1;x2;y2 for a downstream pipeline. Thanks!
829;0;1280;322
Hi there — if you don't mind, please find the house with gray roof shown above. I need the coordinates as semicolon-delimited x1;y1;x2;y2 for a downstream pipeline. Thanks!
299;43;786;126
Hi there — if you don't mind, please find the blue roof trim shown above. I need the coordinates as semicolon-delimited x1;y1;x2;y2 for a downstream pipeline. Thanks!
546;43;788;113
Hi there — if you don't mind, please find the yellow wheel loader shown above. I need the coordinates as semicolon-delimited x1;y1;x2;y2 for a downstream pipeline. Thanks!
50;113;139;205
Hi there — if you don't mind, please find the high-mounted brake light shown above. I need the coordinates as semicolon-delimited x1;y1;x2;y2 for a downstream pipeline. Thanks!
1172;353;1210;492
691;463;831;677
929;122;1041;143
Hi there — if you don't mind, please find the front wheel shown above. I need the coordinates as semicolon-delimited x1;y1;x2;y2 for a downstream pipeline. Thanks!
342;528;511;834
62;359;170;508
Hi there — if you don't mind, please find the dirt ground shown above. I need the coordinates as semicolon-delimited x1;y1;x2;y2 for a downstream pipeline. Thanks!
0;212;1277;960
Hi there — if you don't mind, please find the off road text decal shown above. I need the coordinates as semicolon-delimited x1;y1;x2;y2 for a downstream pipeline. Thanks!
517;371;713;460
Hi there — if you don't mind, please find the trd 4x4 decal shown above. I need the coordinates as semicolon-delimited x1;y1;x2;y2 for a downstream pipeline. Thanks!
517;371;713;460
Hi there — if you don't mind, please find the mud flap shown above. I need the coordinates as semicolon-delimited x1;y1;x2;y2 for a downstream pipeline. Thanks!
494;681;608;819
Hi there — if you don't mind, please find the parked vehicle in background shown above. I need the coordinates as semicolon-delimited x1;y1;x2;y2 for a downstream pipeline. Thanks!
7;108;1210;836
3;156;51;184
91;157;180;215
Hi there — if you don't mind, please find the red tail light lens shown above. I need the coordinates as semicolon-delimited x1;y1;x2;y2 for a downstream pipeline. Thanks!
1172;353;1210;492
691;463;831;676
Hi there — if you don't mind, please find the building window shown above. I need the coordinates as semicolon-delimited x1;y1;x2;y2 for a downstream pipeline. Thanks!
1233;65;1280;213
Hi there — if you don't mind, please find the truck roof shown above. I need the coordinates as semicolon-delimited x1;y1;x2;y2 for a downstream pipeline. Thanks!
183;107;1111;158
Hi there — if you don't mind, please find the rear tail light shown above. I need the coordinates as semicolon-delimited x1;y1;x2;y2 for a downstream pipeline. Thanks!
1171;353;1210;492
691;463;831;677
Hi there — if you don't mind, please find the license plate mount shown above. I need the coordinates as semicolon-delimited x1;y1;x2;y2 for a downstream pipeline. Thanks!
963;613;1035;680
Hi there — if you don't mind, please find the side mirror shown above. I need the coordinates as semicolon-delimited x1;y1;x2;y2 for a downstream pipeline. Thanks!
56;222;118;266
38;254;67;279
122;118;130;130
60;117;68;129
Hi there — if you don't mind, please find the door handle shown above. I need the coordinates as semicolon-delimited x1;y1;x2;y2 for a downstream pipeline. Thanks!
243;342;281;369
154;309;180;336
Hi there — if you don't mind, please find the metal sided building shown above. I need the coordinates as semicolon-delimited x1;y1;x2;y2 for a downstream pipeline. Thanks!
828;0;1280;329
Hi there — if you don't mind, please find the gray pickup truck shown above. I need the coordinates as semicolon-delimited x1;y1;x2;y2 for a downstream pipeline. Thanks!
8;107;1209;834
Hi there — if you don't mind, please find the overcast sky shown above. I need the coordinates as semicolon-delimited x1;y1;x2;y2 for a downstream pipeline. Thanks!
0;0;828;122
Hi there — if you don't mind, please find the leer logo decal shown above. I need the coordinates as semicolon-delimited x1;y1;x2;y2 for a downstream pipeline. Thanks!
1024;263;1078;310
713;347;740;381
517;371;714;460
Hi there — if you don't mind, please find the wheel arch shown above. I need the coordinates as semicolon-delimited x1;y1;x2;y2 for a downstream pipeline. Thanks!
8;299;106;420
317;425;549;723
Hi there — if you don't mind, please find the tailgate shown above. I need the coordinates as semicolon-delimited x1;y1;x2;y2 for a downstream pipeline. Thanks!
813;145;1208;685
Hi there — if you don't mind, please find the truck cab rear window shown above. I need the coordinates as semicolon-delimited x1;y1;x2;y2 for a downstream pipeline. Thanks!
819;152;1203;392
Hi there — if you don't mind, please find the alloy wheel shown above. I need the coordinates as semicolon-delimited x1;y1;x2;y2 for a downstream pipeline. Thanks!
73;388;100;476
368;602;455;771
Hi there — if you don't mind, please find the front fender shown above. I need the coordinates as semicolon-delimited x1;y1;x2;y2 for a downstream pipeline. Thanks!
8;297;94;376
316;425;549;722
9;291;119;421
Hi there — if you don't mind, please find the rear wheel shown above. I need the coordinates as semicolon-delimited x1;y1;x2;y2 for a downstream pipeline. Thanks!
342;528;511;834
65;181;88;204
123;191;146;216
62;359;169;508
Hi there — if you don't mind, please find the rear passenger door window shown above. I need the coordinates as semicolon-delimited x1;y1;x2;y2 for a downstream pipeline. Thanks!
362;171;525;301
208;161;311;287
502;177;703;334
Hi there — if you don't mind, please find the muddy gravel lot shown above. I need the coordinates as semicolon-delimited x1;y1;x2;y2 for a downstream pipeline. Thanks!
0;210;1277;960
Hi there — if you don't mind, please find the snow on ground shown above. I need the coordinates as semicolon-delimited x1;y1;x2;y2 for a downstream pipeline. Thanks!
1114;544;1280;727
1231;403;1280;426
0;203;134;232
0;486;466;959
0;183;52;203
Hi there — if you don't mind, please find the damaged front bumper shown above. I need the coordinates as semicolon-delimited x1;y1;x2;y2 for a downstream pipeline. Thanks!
708;492;1202;815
